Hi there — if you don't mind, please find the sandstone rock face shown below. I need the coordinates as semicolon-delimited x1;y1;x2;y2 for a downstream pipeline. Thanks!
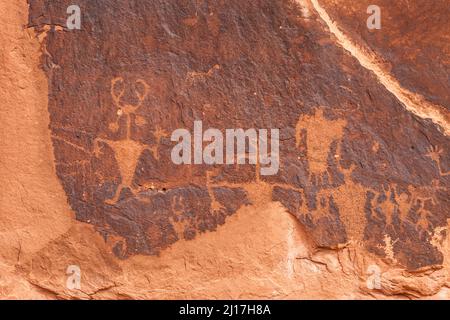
0;0;448;299
320;0;450;112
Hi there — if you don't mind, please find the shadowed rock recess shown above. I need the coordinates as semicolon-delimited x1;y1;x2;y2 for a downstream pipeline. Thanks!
28;0;449;270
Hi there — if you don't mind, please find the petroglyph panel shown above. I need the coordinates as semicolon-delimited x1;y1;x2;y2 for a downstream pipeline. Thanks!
29;0;449;269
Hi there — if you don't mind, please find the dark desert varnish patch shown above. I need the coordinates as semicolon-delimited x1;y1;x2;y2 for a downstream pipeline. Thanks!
28;0;449;269
319;0;450;112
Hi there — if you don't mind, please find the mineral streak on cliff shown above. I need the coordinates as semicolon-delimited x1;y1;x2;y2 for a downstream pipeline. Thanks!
0;0;448;299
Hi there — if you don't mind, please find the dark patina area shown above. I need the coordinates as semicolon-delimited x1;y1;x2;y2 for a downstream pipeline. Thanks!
29;0;449;269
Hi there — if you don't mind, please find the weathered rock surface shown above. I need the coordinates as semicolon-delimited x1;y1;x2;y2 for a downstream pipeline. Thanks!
0;0;448;299
320;0;450;113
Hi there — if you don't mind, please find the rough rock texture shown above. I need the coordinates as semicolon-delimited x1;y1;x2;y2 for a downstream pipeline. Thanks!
0;0;449;299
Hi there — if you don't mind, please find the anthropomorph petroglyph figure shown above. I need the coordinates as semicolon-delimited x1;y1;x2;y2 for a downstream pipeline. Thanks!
94;77;154;204
426;145;450;176
295;108;346;186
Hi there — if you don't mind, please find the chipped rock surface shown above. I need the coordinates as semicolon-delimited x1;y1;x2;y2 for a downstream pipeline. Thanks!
0;0;449;299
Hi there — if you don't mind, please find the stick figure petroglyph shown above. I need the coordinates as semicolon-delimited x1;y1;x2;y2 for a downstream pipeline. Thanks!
426;145;449;177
